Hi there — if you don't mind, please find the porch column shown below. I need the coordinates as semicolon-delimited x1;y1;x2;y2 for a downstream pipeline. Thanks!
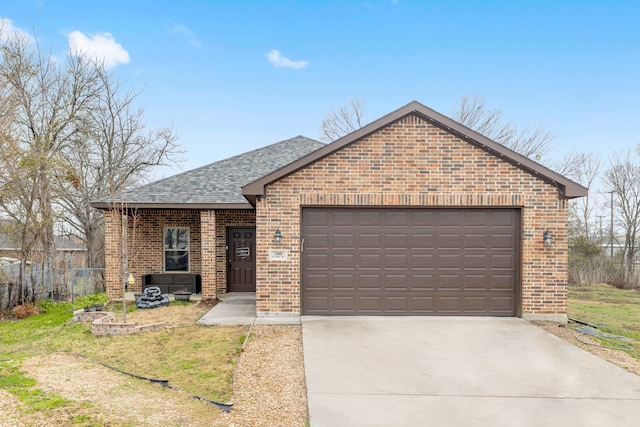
103;209;123;300
200;210;217;298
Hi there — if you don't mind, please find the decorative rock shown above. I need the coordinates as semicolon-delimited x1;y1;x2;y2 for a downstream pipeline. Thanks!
136;286;169;309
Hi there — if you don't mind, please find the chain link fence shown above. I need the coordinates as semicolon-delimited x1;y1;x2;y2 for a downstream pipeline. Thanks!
0;265;105;309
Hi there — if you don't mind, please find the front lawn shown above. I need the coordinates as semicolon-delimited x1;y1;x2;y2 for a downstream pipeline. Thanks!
568;284;640;360
0;295;246;414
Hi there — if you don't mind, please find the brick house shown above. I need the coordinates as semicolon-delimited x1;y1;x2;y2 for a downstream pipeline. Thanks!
92;101;586;322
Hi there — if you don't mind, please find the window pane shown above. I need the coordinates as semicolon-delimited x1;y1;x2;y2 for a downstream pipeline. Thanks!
164;228;189;250
176;229;189;249
165;251;189;271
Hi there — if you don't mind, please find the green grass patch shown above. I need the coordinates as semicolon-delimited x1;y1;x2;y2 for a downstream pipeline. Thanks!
0;361;71;411
0;295;247;405
569;284;640;359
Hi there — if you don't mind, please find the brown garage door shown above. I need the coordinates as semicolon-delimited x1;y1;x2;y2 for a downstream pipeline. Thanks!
301;208;519;316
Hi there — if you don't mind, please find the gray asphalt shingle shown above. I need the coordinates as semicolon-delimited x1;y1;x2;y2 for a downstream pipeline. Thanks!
96;135;324;206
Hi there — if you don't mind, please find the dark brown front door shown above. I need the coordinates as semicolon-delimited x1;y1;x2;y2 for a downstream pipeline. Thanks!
227;228;256;292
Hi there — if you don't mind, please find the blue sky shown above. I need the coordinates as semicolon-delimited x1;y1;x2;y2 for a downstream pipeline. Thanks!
2;0;639;179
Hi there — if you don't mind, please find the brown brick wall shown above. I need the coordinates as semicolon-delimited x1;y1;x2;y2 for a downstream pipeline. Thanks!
104;208;255;299
104;209;201;297
255;114;568;318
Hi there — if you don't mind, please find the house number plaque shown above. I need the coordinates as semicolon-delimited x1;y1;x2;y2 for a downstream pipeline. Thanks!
268;249;289;261
236;247;250;257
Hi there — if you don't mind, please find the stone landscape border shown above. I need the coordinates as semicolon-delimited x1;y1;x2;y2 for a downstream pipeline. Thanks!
74;309;166;336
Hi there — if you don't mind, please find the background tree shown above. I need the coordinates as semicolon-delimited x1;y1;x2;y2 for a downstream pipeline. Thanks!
319;95;554;164
452;95;554;162
560;152;602;240
319;97;365;142
0;28;180;302
605;147;640;277
55;66;179;268
0;32;103;298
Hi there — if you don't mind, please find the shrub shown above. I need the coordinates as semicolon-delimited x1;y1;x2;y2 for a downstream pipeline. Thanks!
12;304;40;319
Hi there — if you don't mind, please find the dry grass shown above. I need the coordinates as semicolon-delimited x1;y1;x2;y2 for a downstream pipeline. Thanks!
0;302;308;427
11;303;40;319
70;302;247;402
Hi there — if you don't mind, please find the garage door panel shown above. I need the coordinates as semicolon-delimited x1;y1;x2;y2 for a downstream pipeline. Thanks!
491;234;516;249
332;254;355;268
305;210;330;226
302;208;519;316
491;254;516;269
359;211;383;226
383;296;409;312
306;233;329;250
384;253;408;268
332;233;355;248
385;211;410;227
306;296;330;313
305;274;329;290
408;233;436;248
359;233;382;248
359;296;383;312
358;275;382;290
357;253;381;268
333;296;356;312
332;275;355;290
490;275;516;290
410;296;435;312
385;275;409;289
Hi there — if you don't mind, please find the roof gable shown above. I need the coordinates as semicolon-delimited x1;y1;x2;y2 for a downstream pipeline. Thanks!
92;136;325;209
242;101;587;204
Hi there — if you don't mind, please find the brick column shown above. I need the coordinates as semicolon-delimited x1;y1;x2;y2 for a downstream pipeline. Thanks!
200;210;217;298
104;209;123;300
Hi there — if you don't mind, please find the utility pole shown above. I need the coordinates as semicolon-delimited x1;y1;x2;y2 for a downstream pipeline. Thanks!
597;215;604;242
609;191;614;258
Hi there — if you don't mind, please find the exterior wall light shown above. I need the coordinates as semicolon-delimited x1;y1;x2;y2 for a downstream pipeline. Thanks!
274;229;282;244
543;230;553;247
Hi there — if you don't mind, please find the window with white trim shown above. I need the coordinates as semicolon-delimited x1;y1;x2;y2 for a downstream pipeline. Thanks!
164;227;189;271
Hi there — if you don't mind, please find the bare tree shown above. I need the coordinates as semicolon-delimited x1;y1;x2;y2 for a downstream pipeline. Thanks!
55;66;180;268
0;28;180;301
0;32;105;299
559;152;602;240
605;147;640;275
319;96;554;163
319;97;365;142
453;95;555;161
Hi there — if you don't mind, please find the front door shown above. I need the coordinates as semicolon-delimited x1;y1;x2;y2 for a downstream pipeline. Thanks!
227;227;256;292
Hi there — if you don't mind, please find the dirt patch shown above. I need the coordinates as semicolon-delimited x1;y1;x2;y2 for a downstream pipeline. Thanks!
1;322;307;427
108;301;211;327
22;353;220;426
534;321;640;376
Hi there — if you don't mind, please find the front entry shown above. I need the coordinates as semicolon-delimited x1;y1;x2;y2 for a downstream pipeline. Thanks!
227;227;256;292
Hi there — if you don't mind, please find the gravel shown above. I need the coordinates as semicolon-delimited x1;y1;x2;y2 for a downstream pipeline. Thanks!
533;321;640;376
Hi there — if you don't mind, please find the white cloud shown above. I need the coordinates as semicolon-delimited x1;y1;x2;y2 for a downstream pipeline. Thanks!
0;17;33;43
266;49;309;70
67;30;130;69
170;24;200;47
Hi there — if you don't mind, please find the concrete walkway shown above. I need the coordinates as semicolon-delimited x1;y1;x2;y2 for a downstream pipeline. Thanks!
302;316;640;427
197;293;300;325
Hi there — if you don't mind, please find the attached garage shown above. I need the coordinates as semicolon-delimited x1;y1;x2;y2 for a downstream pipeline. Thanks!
301;207;519;316
241;101;587;321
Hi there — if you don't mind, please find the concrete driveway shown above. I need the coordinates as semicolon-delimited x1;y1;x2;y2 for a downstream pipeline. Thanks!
302;317;640;427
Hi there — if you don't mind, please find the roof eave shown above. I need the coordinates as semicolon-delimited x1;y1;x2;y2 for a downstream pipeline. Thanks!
90;202;254;210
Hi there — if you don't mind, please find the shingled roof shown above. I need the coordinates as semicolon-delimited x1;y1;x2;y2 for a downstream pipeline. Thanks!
91;136;325;210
